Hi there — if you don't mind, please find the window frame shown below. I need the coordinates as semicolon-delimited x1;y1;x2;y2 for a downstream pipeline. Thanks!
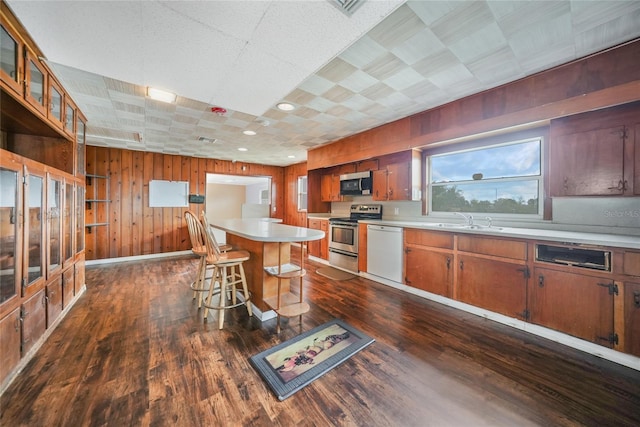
297;175;308;212
425;133;546;220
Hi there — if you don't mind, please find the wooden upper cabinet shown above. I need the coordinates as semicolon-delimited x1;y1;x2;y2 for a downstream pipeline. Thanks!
64;98;76;137
320;174;341;202
0;20;23;96
356;159;378;172
24;50;47;117
372;169;388;200
372;151;421;201
550;126;626;196
47;77;64;130
550;102;640;197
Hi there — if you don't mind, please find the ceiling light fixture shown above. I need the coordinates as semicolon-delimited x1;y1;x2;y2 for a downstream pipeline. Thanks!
238;147;248;152
276;102;295;111
147;87;177;103
243;130;257;136
288;155;295;158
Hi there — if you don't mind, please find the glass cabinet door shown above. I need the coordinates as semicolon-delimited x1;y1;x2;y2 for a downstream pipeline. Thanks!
63;182;73;263
0;23;22;95
0;167;20;304
75;186;84;253
49;80;63;127
65;102;75;135
25;52;46;116
47;176;62;275
25;173;44;287
76;118;85;176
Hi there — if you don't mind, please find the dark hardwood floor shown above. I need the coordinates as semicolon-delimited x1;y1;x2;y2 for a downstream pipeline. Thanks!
1;252;639;426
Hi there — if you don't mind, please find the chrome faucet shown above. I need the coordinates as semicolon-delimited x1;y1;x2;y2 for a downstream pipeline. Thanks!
454;212;474;226
484;216;493;227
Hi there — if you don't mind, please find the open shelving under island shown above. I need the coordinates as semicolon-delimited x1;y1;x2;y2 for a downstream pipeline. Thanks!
209;219;325;322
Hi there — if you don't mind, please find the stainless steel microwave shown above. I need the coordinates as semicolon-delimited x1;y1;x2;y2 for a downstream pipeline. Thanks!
339;171;372;196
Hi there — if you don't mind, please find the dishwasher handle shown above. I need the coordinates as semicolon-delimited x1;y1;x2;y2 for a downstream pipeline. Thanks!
367;225;402;233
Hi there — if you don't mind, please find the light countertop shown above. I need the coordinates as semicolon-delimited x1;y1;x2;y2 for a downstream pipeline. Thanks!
211;218;324;243
360;219;640;250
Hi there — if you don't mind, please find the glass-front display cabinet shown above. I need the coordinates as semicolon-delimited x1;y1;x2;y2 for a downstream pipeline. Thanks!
47;175;62;277
0;20;22;96
0;164;21;306
24;50;47;117
63;182;73;264
24;171;44;292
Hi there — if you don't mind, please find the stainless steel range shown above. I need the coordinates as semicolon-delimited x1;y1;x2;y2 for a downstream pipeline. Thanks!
328;204;382;273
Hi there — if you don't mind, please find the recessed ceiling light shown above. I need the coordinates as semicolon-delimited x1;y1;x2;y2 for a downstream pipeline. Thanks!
288;155;295;158
238;147;248;152
242;130;257;136
147;87;176;103
276;102;295;111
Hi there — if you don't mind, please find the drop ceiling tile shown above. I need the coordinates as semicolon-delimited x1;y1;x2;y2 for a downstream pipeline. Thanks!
407;1;460;26
367;4;426;49
305;97;339;114
384;67;428;92
449;22;508;64
491;1;570;39
574;12;640;56
391;28;445;65
508;13;574;61
428;63;475;90
413;49;460;78
431;1;496;46
316;57;359;83
338;35;388;69
298;74;336;96
363;52;408;81
466;46;523;85
361;82;395;101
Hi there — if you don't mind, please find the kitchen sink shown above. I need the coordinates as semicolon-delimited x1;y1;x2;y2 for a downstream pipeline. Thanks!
433;223;503;231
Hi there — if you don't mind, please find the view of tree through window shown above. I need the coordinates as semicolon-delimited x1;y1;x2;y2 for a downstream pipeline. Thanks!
430;138;542;215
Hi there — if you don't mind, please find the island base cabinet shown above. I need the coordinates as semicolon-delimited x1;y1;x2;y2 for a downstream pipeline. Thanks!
0;308;21;389
456;255;527;319
21;288;47;356
530;268;615;347
405;247;452;297
624;282;640;356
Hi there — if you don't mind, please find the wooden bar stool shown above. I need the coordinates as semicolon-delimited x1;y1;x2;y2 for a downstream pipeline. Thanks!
263;241;309;333
200;213;253;329
184;210;233;308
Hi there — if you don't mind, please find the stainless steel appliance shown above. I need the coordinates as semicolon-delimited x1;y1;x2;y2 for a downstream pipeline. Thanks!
328;204;382;273
339;171;372;196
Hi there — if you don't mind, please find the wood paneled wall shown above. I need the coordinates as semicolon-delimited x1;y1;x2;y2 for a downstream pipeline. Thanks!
308;38;640;169
283;162;308;228
85;146;285;261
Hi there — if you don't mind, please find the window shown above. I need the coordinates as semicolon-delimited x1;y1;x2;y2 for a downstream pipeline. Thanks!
297;176;308;211
428;137;542;216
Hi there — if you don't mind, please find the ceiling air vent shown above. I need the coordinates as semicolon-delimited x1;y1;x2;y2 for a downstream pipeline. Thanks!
198;136;217;144
329;0;364;16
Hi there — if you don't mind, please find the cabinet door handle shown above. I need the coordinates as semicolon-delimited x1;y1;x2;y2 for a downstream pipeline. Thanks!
538;275;544;288
446;257;451;269
459;260;464;270
633;291;640;308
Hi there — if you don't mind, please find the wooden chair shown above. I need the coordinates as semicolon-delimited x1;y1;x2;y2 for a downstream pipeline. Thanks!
184;210;210;308
184;210;233;308
200;213;253;329
263;242;309;333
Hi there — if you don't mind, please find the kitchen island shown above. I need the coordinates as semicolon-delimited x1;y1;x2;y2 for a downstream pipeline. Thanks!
209;219;324;316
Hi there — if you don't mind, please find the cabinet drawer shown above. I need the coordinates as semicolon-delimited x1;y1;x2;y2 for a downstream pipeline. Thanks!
458;235;527;260
404;229;453;250
308;219;320;229
623;251;640;276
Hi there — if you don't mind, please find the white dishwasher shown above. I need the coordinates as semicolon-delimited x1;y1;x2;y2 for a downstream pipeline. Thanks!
367;225;403;283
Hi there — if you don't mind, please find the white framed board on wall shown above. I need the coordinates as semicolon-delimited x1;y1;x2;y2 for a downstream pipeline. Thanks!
149;180;189;207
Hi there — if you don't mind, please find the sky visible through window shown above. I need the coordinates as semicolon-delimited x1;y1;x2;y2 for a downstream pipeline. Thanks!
430;139;541;214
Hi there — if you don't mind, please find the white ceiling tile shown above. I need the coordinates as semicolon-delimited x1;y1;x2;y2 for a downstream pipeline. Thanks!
449;22;508;64
391;28;445;65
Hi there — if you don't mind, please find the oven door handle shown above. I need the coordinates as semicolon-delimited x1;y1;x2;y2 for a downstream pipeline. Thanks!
328;247;358;258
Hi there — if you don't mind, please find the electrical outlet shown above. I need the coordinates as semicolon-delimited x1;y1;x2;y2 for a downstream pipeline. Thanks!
394;207;399;215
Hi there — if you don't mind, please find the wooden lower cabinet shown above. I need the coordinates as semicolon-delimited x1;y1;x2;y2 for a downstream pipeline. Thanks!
46;276;63;328
74;256;85;294
623;281;640;356
530;268;615;347
307;219;328;260
21;288;47;355
405;246;452;297
62;266;74;308
0;308;21;387
457;254;528;319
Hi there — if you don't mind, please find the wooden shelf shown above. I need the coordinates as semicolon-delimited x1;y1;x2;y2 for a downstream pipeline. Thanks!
264;263;306;279
263;293;310;318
